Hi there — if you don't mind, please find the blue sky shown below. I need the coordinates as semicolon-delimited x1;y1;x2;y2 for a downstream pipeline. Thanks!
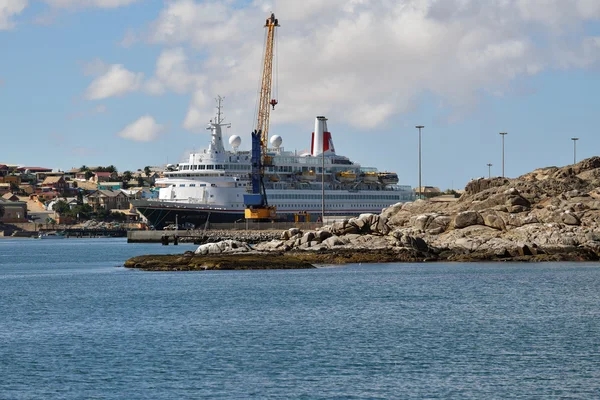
1;0;599;191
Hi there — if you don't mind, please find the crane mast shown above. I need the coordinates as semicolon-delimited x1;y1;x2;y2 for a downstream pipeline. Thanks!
256;12;279;165
244;13;279;220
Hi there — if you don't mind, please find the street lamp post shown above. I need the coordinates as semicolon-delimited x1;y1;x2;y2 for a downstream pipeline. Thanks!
499;132;507;178
571;137;579;164
487;163;492;179
416;125;424;199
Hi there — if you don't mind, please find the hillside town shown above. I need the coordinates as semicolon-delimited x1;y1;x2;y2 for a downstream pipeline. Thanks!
0;163;164;231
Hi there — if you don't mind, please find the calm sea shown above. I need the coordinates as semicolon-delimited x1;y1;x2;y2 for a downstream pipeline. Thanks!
0;238;599;399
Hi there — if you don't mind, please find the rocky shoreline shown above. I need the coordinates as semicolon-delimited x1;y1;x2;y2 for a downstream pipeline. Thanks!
125;157;600;271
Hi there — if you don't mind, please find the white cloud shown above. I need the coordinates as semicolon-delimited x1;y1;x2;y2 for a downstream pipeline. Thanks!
129;0;600;132
85;64;143;100
144;47;205;95
43;0;139;9
149;0;244;48
0;0;27;30
183;90;210;132
118;115;165;142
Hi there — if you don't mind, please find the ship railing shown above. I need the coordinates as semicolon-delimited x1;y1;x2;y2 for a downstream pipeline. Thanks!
198;221;323;231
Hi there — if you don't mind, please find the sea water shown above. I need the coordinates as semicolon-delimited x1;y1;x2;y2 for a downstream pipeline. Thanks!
1;238;599;399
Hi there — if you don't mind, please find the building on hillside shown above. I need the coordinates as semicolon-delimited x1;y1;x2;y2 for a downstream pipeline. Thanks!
132;171;159;186
18;184;34;195
17;167;53;183
0;198;28;222
414;186;442;198
63;168;81;180
0;174;22;186
33;189;60;202
17;167;53;173
86;190;129;211
2;192;20;202
41;176;68;194
98;181;123;190
74;180;98;191
46;197;82;211
0;165;10;178
0;183;11;195
74;171;89;181
92;172;118;183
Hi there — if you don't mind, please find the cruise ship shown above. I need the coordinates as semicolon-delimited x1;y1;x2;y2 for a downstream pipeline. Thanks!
131;99;414;229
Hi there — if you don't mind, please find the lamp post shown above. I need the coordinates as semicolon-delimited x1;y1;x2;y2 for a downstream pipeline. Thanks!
487;163;492;179
571;137;579;164
499;132;507;178
416;125;424;199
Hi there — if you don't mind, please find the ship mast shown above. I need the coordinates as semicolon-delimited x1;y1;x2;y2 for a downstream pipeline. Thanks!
207;95;229;155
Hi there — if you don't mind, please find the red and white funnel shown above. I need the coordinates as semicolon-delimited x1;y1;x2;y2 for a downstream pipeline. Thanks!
311;116;336;156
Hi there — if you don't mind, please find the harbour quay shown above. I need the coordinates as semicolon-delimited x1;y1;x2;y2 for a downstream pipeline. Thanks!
127;221;320;244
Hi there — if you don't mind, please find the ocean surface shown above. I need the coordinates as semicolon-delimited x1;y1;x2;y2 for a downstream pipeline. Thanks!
0;238;599;399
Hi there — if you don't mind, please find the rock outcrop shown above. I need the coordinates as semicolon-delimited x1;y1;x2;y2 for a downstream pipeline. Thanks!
253;157;600;262
127;157;600;269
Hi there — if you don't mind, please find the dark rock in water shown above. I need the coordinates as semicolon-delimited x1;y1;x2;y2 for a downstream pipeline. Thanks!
124;253;316;271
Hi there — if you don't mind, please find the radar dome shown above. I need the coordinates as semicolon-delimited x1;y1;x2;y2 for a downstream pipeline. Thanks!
228;135;241;149
270;135;282;148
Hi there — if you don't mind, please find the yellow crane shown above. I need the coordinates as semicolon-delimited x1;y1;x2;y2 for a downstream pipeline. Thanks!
244;13;280;220
257;13;279;162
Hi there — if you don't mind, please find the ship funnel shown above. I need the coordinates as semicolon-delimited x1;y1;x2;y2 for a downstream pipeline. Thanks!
311;116;336;156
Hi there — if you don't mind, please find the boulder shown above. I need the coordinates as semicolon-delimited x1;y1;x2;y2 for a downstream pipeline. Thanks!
301;231;316;245
454;211;484;229
483;212;506;230
195;240;252;255
561;212;580;226
429;215;451;232
315;229;332;242
323;235;345;248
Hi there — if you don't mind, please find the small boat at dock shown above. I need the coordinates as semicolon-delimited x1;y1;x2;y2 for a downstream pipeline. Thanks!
38;231;66;239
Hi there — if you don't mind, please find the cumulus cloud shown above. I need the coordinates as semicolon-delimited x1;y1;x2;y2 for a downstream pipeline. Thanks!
85;64;144;100
183;89;210;132
118;115;165;142
0;0;27;30
144;47;205;95
123;0;600;133
43;0;139;9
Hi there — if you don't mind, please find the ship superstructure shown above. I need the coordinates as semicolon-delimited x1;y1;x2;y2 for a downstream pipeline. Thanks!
131;99;414;229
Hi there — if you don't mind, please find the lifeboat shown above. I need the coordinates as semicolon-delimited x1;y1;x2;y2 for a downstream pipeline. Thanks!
361;171;379;183
378;172;399;185
336;170;357;183
296;170;316;182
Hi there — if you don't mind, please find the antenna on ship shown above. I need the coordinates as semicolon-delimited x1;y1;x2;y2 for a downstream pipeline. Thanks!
216;95;224;124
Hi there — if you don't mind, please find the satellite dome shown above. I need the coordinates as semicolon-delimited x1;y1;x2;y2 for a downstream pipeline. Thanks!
270;135;282;148
228;135;242;149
